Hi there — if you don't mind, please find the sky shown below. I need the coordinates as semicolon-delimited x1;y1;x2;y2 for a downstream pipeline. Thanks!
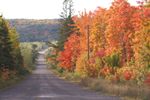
0;0;139;19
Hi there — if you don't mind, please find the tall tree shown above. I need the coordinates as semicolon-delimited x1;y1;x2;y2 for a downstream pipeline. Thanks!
58;0;76;50
74;11;93;53
132;1;150;68
9;28;23;69
0;16;14;69
0;16;24;71
90;8;107;53
57;33;80;71
105;0;134;64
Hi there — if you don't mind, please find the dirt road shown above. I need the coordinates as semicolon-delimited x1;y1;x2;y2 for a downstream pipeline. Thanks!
0;53;120;100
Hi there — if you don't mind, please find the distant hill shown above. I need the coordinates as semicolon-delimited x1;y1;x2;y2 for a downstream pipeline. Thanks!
8;19;60;42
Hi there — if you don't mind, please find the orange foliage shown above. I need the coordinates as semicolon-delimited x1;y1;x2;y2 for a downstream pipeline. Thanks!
90;7;107;53
123;70;133;80
105;0;135;64
57;0;149;83
132;5;150;63
100;67;112;77
74;11;93;53
145;73;150;86
57;33;80;71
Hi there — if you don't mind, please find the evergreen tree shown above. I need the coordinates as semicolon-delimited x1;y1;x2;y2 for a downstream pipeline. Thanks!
0;16;24;71
9;28;24;69
0;16;14;69
58;0;76;50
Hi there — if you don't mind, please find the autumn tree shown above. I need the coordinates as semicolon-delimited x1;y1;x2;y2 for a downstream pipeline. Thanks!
57;33;80;71
74;11;93;53
105;0;134;64
90;7;107;53
132;1;150;68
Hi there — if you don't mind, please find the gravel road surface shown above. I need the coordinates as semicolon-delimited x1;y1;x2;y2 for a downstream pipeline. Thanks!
0;53;120;100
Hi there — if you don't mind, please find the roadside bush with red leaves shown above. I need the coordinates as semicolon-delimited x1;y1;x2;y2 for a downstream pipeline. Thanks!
57;33;80;71
100;67;112;77
1;68;10;80
123;70;133;80
144;73;150;86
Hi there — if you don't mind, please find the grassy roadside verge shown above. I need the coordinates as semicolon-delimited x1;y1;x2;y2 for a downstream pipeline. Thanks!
0;73;28;90
47;66;150;100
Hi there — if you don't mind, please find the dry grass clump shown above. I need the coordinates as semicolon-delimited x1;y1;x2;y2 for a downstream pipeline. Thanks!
80;77;150;100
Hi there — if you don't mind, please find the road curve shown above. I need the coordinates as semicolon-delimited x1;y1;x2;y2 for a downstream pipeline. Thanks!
0;54;120;100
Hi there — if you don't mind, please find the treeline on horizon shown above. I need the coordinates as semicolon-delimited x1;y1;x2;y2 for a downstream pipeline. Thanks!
9;19;60;42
